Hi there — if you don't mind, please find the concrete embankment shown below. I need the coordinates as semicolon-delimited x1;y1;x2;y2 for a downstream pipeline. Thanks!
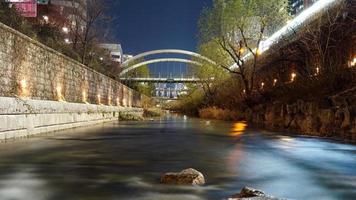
0;97;143;142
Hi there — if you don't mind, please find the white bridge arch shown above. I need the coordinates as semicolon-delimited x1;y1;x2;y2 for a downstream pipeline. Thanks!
119;49;217;77
121;49;216;67
119;58;203;77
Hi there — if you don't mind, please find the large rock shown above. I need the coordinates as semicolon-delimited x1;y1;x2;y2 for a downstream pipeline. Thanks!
161;168;205;185
229;187;284;200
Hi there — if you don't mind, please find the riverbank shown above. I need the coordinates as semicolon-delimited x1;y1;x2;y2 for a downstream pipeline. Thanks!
198;87;356;142
0;97;144;142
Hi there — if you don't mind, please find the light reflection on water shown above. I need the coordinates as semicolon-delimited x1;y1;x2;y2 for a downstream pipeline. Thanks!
229;121;247;136
0;115;355;200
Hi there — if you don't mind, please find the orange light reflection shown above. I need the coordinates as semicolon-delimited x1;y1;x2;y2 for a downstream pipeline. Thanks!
230;121;247;136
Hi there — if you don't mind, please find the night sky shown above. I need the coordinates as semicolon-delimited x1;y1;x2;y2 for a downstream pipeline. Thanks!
108;0;212;55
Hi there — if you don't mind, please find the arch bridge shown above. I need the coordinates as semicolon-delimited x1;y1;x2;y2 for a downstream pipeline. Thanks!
119;49;216;80
118;49;216;99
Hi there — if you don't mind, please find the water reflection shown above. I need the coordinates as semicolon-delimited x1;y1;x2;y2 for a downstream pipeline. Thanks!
229;121;247;136
0;116;355;200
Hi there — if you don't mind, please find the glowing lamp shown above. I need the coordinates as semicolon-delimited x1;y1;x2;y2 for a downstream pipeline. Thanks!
291;72;297;82
315;67;320;75
20;79;27;89
350;57;356;67
82;91;87;103
253;48;262;56
239;47;245;54
273;79;278;86
43;15;49;22
62;27;69;33
19;79;28;98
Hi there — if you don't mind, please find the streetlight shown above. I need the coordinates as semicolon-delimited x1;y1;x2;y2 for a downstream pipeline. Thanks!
43;15;49;23
62;27;69;33
273;79;277;86
315;67;320;76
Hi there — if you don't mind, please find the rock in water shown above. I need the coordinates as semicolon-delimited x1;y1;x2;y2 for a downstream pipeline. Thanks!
161;168;205;185
229;187;285;200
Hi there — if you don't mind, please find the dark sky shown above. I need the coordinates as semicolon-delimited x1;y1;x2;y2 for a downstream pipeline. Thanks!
108;0;212;55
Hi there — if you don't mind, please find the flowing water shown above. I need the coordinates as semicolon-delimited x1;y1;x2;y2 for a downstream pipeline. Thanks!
0;114;355;200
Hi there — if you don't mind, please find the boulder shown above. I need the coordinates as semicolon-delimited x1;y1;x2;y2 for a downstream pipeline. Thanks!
229;187;284;200
161;168;205;185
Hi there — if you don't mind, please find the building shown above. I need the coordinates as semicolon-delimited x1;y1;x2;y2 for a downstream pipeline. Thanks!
123;54;134;63
37;0;87;28
6;0;37;17
288;0;317;15
99;43;124;63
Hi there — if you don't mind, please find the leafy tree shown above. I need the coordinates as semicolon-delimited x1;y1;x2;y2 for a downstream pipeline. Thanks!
198;0;289;98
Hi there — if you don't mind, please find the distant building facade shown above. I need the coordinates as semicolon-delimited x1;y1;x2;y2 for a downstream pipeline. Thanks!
37;0;87;29
123;54;133;63
99;43;124;63
6;0;37;17
288;0;317;15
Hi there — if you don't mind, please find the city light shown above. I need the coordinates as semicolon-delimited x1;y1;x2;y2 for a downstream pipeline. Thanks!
43;15;49;22
350;57;356;67
99;57;104;61
273;79;278;86
62;27;69;33
291;72;297;82
315;67;320;75
82;91;87;103
20;79;27;89
19;79;28;98
261;82;265;89
239;47;245;54
64;38;70;44
56;85;64;101
254;48;262;56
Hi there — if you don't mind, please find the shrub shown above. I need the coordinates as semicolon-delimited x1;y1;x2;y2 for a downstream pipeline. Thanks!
199;107;244;121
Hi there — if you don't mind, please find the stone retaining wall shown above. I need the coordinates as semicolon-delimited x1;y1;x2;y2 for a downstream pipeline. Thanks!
0;22;142;107
0;22;148;141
